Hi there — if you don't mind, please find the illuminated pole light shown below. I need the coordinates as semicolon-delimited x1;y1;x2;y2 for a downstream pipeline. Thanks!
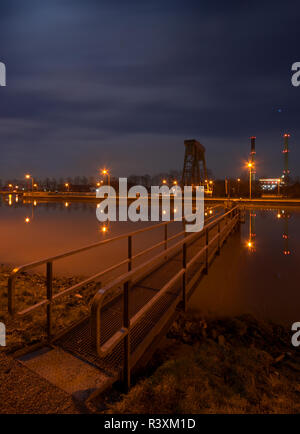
25;174;34;191
65;183;70;192
247;162;253;200
101;169;110;186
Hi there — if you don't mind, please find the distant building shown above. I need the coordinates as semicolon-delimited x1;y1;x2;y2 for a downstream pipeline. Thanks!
259;178;283;193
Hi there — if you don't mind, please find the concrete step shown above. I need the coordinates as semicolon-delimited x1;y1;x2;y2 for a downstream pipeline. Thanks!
18;346;114;402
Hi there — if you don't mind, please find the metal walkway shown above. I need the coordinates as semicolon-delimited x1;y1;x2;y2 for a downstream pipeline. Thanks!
8;205;240;393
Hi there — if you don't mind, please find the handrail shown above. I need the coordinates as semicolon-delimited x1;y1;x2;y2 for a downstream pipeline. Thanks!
8;203;223;338
90;206;240;366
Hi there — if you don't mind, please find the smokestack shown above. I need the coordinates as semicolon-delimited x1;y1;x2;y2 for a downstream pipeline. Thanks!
250;136;256;181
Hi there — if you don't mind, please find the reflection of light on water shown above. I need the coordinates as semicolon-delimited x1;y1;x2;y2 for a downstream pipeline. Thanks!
65;202;69;208
246;209;256;252
33;200;37;207
25;217;30;224
8;195;12;206
101;224;108;233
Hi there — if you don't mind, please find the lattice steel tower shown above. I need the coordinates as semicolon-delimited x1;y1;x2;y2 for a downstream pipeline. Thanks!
181;139;207;186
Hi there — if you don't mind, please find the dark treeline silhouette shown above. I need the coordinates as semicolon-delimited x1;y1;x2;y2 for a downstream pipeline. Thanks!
1;172;300;197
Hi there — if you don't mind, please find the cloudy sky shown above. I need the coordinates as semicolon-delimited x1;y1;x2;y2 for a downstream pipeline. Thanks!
0;0;299;180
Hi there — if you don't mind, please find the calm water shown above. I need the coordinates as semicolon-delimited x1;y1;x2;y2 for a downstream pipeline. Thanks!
190;206;300;324
1;195;299;323
0;195;187;277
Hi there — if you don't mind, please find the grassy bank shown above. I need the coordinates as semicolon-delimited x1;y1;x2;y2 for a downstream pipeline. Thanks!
101;313;300;414
0;265;97;353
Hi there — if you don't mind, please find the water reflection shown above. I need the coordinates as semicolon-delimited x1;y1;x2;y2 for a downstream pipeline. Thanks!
190;206;300;324
246;209;256;251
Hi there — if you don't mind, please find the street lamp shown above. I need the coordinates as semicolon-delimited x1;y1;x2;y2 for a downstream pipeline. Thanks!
65;182;70;192
277;178;281;196
25;174;34;191
247;163;253;200
101;169;110;186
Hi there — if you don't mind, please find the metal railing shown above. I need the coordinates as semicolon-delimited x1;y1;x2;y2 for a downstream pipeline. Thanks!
7;204;223;340
90;206;240;389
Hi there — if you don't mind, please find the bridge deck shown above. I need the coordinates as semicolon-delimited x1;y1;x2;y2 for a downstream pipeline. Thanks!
16;208;239;397
54;226;215;377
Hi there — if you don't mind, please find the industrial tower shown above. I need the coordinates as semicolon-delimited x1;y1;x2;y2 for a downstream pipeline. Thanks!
181;139;207;186
250;136;256;181
282;133;290;184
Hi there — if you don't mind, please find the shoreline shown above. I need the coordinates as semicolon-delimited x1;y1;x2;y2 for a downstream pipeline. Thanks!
1;266;300;413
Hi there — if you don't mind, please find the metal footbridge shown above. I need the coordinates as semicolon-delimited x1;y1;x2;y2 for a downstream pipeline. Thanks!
7;205;240;395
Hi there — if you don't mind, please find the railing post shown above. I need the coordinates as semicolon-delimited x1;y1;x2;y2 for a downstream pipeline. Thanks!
8;276;15;316
46;261;53;341
217;222;221;255
128;236;132;272
205;228;209;273
164;224;168;251
182;243;187;311
123;280;131;391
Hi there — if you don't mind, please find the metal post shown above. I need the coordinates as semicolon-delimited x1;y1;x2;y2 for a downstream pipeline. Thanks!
164;224;168;250
182;243;187;311
128;236;132;272
8;276;15;315
46;262;53;340
249;166;252;200
123;281;130;391
217;222;221;255
205;229;209;273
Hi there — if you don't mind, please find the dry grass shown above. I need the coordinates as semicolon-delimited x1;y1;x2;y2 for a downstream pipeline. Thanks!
104;313;300;414
0;265;97;353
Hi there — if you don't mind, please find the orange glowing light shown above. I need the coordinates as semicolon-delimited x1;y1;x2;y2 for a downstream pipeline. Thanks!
101;225;108;233
65;202;69;207
25;217;30;223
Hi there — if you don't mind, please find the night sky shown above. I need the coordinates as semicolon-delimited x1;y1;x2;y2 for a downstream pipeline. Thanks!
0;0;300;180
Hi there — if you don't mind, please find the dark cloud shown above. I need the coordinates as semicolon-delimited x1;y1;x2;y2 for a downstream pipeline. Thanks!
0;0;300;179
